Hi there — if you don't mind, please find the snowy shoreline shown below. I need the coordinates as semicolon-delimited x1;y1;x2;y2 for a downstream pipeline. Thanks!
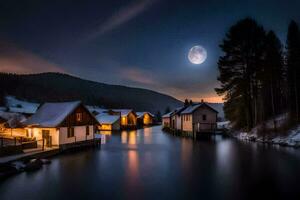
233;129;300;148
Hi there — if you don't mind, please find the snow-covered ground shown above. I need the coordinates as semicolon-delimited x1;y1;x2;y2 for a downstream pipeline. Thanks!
234;114;300;147
217;121;230;129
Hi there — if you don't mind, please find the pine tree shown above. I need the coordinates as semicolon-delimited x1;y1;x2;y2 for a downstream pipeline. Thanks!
260;31;284;121
216;18;266;130
155;111;162;122
286;20;300;122
164;106;171;114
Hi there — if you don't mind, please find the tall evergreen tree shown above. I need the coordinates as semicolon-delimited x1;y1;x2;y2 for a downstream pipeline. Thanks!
216;18;266;130
286;20;300;122
260;31;284;121
164;106;171;114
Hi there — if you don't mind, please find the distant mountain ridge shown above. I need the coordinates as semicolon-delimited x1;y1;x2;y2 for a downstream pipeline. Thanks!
0;72;182;114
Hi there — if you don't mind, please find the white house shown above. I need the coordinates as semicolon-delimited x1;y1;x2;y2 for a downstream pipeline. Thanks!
162;111;173;128
181;103;218;133
170;106;186;130
24;101;98;148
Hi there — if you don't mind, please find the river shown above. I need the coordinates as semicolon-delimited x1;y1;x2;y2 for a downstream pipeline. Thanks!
1;125;300;200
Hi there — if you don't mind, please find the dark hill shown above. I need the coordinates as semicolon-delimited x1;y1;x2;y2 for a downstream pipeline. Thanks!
0;72;182;114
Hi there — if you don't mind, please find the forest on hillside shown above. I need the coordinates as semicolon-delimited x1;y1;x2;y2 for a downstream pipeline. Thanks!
0;72;181;114
216;18;300;132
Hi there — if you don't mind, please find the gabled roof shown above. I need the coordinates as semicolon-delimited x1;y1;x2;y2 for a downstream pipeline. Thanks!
86;106;108;115
136;112;154;118
96;113;120;124
181;103;218;114
162;111;173;118
112;109;134;117
25;101;82;127
170;106;186;117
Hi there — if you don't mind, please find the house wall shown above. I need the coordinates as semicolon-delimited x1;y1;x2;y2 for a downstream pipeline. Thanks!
127;112;137;125
162;117;170;127
193;106;217;131
60;105;98;127
182;114;193;132
143;113;153;125
170;115;176;129
100;124;112;131
26;128;59;146
176;115;182;130
59;125;94;145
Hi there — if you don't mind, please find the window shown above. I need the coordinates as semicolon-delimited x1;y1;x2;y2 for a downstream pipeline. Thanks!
86;126;90;136
202;115;207;121
67;127;74;138
76;113;83;122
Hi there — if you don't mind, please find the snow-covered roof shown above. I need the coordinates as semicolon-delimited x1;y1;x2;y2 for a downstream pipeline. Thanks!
181;103;218;114
136;112;154;118
86;106;108;115
162;111;173;118
96;113;120;124
24;101;82;127
170;106;185;116
5;96;40;114
112;109;134;117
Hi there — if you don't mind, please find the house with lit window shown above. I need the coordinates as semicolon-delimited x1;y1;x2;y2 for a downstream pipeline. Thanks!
109;109;137;129
24;101;98;148
181;102;218;134
170;106;187;131
162;111;173;128
96;113;120;131
136;112;154;126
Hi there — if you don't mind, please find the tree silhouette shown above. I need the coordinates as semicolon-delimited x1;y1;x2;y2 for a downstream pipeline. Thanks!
286;20;300;123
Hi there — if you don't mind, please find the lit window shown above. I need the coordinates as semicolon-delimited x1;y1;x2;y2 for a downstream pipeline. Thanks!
76;113;83;122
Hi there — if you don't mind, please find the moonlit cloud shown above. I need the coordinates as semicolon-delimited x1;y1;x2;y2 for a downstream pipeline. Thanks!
0;41;65;74
118;66;223;102
120;67;156;85
86;0;160;40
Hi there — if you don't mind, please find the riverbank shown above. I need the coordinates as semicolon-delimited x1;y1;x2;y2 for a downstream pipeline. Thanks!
232;124;300;148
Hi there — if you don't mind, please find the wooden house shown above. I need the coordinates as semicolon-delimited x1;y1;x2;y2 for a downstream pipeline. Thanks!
136;112;154;126
170;106;187;131
162;112;173;128
109;109;137;129
24;101;98;148
181;103;218;134
96;113;120;131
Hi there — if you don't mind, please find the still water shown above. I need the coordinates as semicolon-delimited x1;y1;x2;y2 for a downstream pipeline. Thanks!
1;126;300;200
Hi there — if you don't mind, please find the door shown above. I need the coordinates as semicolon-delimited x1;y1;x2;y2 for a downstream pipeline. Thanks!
42;130;52;147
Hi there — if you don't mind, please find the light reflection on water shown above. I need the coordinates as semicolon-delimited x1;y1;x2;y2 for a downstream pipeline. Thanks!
1;126;300;200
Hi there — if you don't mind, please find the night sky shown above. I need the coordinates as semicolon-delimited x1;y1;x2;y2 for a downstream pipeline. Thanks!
0;0;300;102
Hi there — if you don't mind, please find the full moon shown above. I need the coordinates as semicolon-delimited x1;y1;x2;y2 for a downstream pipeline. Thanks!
188;45;207;64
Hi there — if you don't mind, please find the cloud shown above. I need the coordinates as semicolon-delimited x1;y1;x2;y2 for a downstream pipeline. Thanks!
0;41;65;74
119;66;157;85
86;0;160;40
118;66;223;102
